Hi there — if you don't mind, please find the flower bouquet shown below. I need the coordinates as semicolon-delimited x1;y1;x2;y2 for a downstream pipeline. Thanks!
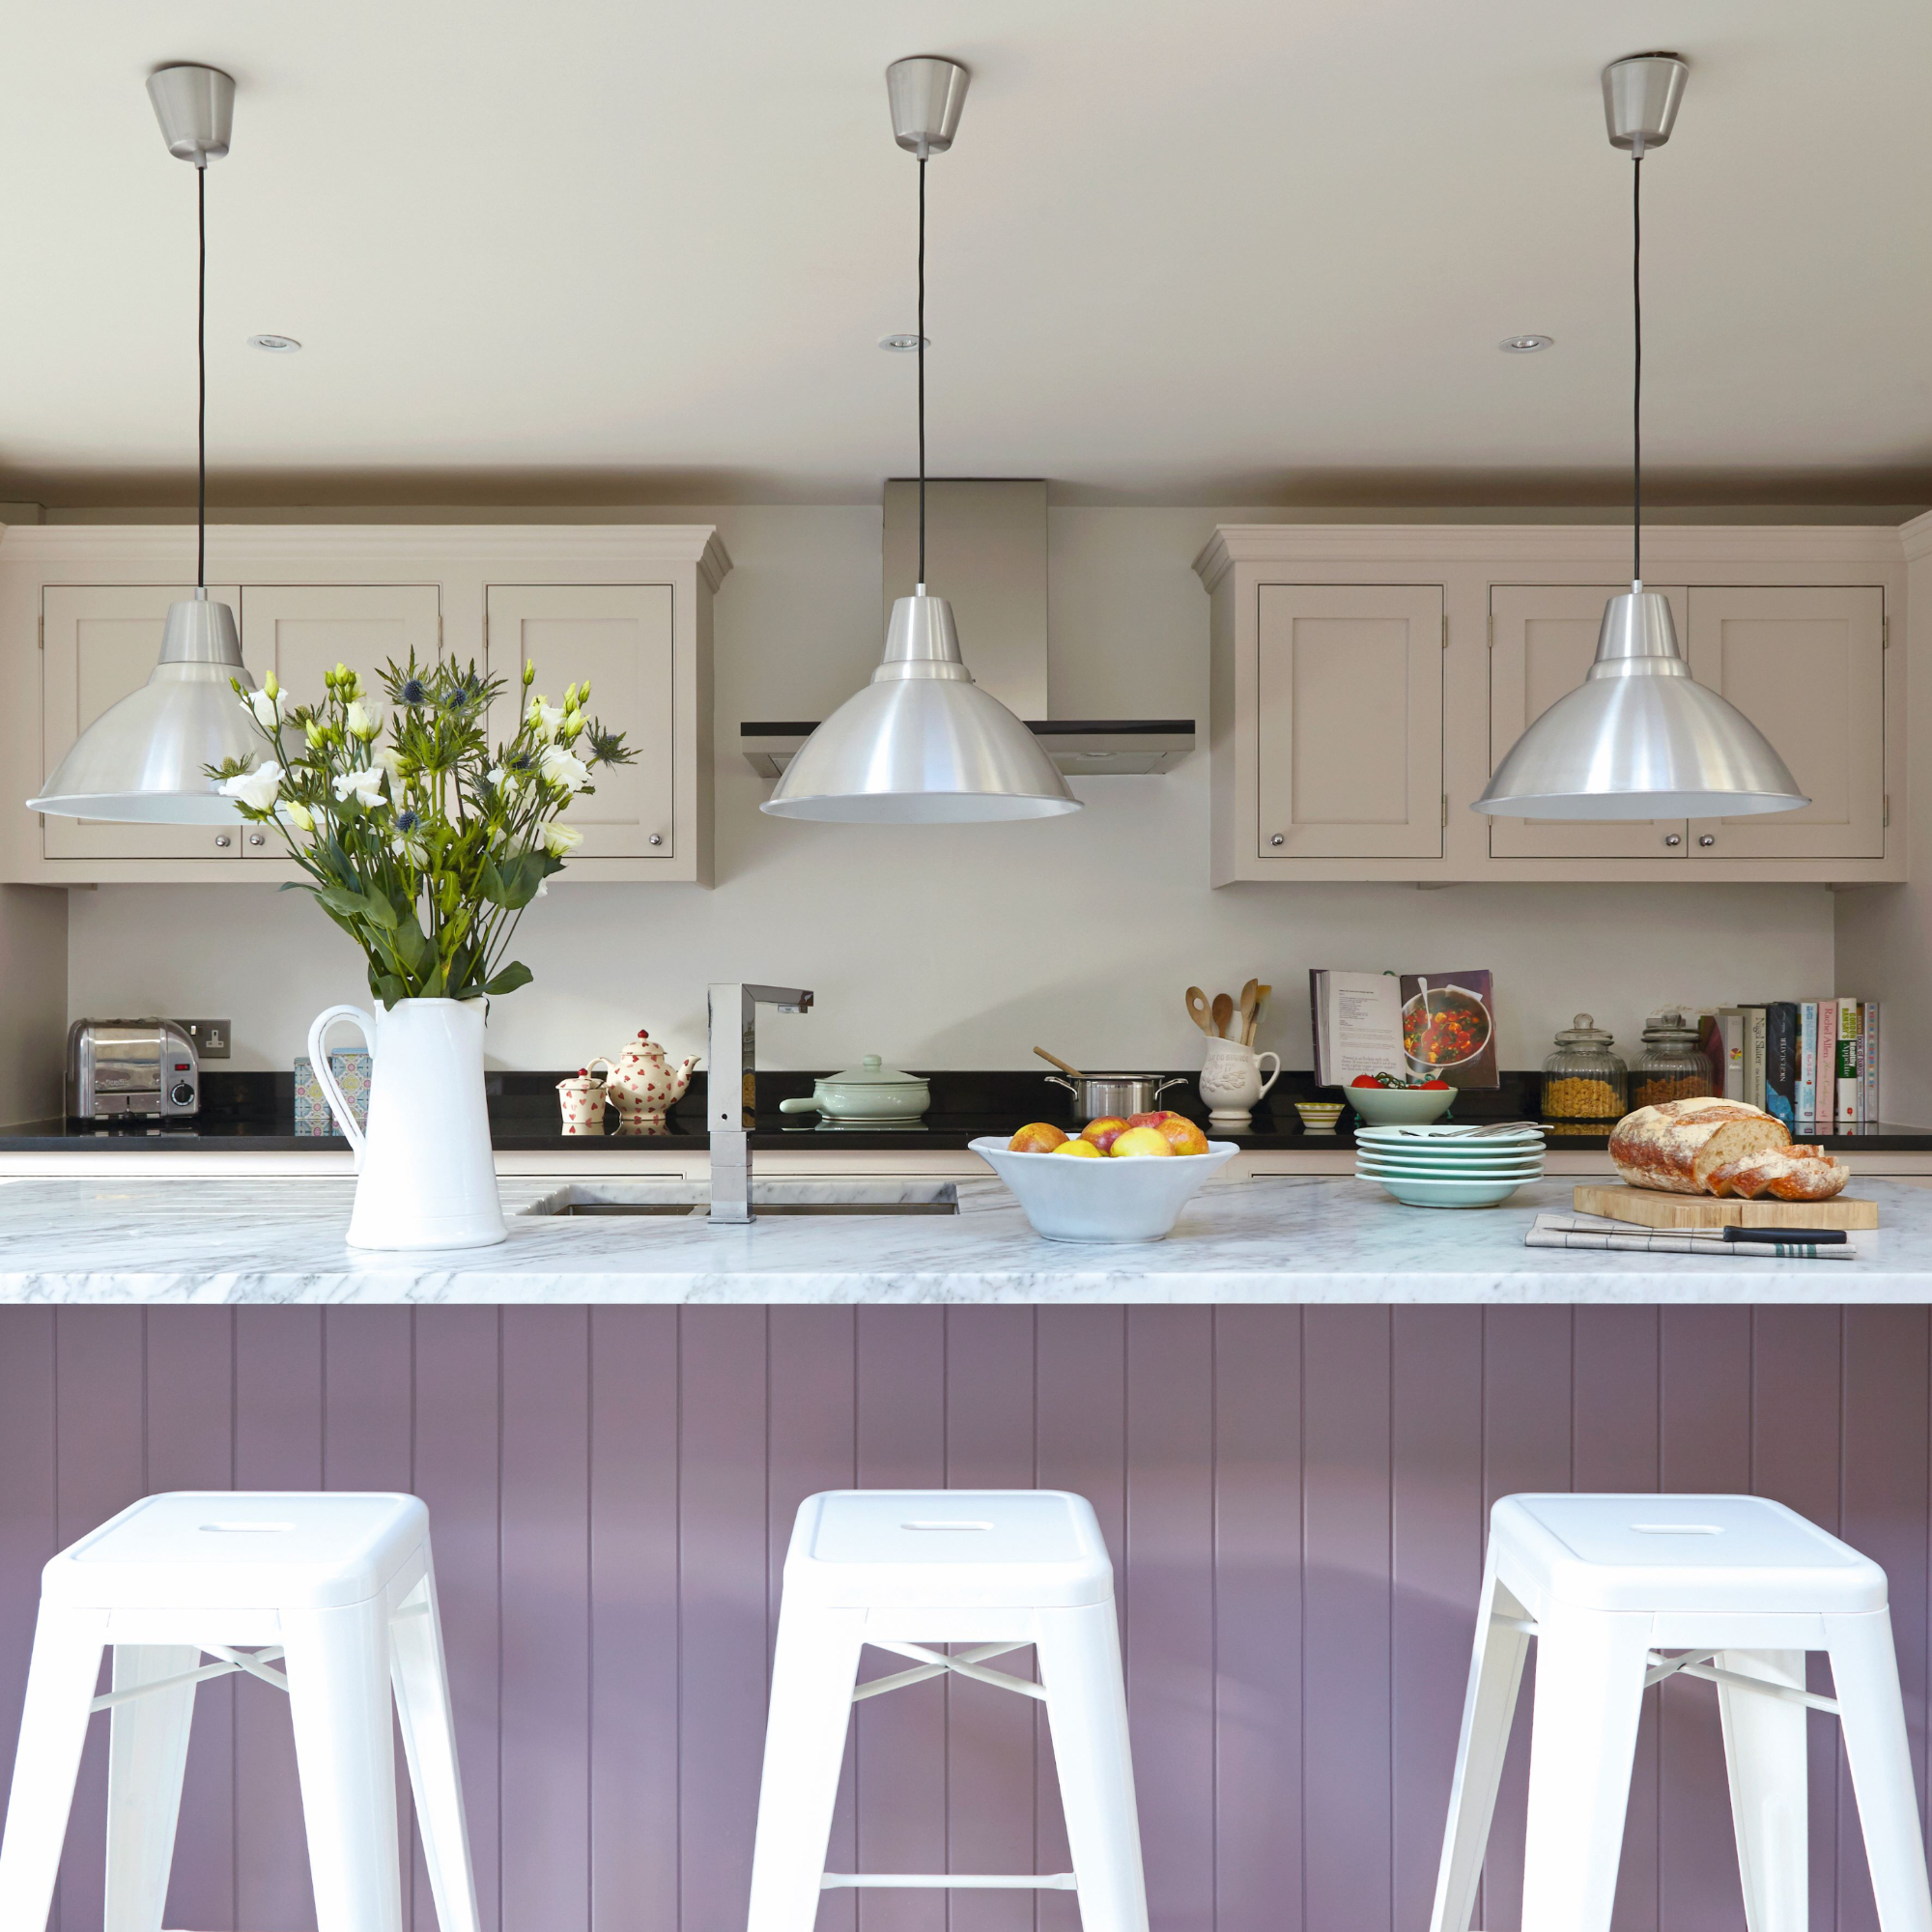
213;654;630;1007
210;654;631;1252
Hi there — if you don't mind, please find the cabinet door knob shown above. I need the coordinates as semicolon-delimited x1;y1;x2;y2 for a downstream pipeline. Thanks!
247;832;266;846
648;833;663;847
1269;833;1286;847
213;834;231;848
1663;833;1682;846
1698;834;1717;847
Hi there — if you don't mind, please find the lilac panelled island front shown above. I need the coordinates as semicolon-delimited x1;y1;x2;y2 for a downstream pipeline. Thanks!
0;1303;1925;1932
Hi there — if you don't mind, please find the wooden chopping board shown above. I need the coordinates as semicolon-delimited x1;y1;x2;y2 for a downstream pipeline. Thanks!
1574;1183;1878;1231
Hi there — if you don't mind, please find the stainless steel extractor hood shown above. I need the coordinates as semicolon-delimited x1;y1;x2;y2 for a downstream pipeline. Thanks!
741;480;1196;780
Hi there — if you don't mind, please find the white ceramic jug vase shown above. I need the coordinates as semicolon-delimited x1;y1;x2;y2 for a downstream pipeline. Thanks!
308;998;507;1250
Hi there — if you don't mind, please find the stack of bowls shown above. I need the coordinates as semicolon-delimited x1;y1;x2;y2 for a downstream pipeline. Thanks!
1353;1122;1546;1208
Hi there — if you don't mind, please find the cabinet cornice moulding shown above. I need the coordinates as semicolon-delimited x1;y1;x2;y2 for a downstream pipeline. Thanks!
1898;506;1932;560
1192;523;1906;591
0;524;733;588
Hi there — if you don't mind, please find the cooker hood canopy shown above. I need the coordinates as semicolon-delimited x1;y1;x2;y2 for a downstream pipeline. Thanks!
742;479;1195;780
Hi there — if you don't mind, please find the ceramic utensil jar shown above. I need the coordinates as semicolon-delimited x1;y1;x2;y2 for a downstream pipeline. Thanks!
1198;1037;1282;1130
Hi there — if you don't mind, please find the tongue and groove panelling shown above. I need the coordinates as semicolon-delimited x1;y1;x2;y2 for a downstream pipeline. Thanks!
0;1305;1923;1932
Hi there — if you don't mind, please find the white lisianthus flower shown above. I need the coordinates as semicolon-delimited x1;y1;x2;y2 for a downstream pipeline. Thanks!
218;761;284;812
486;762;517;793
526;695;566;742
332;765;386;809
345;699;384;741
244;687;290;731
539;819;584;859
390;834;430;867
277;799;316;833
538;744;591;793
374;745;406;781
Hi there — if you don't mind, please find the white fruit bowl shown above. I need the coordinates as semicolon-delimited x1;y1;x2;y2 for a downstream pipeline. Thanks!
970;1135;1238;1243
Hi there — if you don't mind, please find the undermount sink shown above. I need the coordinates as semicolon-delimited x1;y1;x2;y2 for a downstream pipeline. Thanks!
522;1181;960;1219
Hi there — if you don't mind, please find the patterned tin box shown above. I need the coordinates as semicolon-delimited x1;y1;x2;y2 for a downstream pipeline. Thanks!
294;1051;373;1136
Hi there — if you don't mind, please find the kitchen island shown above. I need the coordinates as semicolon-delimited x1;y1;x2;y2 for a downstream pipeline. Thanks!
2;1172;1927;1301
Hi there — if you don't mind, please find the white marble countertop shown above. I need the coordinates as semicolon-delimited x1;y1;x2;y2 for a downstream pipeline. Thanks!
0;1173;1923;1303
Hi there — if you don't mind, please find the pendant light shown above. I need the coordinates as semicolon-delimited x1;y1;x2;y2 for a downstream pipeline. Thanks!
761;57;1079;824
29;65;263;826
1474;54;1807;821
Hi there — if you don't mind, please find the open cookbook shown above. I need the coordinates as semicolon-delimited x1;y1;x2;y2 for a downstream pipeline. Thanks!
1310;968;1499;1089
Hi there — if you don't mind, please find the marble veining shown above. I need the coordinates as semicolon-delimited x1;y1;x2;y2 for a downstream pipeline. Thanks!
0;1172;1925;1303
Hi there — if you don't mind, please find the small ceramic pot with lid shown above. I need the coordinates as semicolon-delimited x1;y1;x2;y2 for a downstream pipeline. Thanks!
779;1055;930;1122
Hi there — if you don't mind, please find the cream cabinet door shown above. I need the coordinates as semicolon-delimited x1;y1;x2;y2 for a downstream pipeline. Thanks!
486;584;675;860
1487;583;1690;859
238;584;442;861
1255;583;1443;858
41;583;245;861
1685;585;1885;860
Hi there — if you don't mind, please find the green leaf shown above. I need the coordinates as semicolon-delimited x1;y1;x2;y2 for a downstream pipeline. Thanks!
392;911;432;974
422;959;447;999
482;960;533;998
373;972;409;1009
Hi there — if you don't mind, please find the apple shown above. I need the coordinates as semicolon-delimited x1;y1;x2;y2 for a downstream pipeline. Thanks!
1156;1117;1209;1156
1109;1125;1176;1158
1126;1110;1184;1130
1008;1122;1068;1153
1053;1139;1102;1157
1081;1116;1130;1152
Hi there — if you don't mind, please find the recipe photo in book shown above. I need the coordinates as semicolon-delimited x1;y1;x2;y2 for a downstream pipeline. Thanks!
1310;968;1498;1089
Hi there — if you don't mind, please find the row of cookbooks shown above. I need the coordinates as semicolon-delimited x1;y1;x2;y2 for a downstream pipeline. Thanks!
1697;1001;1880;1130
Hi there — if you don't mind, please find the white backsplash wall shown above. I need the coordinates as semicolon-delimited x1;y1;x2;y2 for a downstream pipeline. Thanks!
65;503;1837;1074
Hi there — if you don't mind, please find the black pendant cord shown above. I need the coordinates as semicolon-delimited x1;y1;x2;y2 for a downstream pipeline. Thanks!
197;159;208;594
1632;149;1642;588
917;153;927;588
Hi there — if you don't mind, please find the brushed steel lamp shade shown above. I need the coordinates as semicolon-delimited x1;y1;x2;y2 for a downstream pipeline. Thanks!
29;63;261;826
762;590;1078;822
29;597;261;823
1472;590;1807;819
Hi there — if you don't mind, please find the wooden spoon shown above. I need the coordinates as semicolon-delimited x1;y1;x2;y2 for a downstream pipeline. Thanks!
1236;978;1260;1045
1184;987;1214;1036
1035;1046;1082;1077
1243;983;1271;1048
1210;992;1235;1038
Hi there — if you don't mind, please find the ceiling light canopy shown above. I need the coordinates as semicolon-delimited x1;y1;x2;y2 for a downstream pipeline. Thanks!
1498;334;1552;353
1475;53;1806;823
762;56;1077;825
29;64;261;825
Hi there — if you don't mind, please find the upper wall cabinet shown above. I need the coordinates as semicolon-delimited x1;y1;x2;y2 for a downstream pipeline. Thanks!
1197;526;1905;885
2;526;728;886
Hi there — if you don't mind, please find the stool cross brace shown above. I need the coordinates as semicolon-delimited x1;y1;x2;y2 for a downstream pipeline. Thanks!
823;1639;1073;1893
87;1643;289;1713
1495;1615;1843;1716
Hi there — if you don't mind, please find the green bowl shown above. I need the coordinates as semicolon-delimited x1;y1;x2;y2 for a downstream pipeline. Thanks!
1346;1085;1458;1126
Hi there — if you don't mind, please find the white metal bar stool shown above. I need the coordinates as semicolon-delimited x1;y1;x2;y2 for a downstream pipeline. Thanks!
0;1491;480;1932
1431;1492;1932;1932
747;1489;1150;1932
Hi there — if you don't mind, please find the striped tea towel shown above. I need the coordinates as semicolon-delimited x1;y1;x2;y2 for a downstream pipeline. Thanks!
1526;1212;1858;1262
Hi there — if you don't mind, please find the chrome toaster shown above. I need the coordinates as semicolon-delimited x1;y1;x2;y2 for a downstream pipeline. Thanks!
66;1019;200;1121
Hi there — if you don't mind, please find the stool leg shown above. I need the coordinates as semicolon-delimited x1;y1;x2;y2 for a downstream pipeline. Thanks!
389;1566;481;1932
1036;1602;1151;1932
1716;1648;1807;1932
1519;1609;1652;1932
282;1599;405;1932
1429;1566;1534;1932
0;1603;108;1932
104;1642;202;1932
746;1604;867;1932
1825;1610;1932;1932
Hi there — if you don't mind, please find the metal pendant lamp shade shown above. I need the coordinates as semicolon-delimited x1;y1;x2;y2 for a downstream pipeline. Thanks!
762;56;1078;826
1473;589;1807;818
763;590;1079;822
30;64;260;826
1476;52;1806;823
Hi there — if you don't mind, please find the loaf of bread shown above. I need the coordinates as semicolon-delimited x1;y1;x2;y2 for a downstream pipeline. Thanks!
1607;1096;1793;1194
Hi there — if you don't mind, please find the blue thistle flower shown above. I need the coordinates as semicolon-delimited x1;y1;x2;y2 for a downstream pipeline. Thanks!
400;678;426;705
396;809;419;832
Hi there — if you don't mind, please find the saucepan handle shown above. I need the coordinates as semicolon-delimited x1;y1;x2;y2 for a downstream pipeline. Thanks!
778;1096;821;1114
1042;1075;1077;1096
307;1005;376;1165
1153;1077;1187;1103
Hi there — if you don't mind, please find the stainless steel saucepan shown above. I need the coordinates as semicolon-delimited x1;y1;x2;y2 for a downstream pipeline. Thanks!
1043;1072;1187;1124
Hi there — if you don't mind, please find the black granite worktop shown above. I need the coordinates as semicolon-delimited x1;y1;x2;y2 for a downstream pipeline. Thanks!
2;1067;1926;1153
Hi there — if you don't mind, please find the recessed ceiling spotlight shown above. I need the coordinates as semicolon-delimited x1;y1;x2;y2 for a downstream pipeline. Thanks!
879;333;927;352
1499;334;1553;353
248;333;301;353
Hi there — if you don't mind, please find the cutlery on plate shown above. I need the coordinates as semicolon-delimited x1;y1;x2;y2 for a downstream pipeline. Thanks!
1185;987;1214;1036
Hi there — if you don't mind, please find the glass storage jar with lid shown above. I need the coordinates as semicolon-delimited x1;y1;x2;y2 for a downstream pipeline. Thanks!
1632;1008;1715;1108
1541;1014;1627;1121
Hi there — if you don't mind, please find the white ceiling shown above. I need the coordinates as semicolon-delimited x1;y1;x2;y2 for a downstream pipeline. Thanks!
7;0;1932;508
